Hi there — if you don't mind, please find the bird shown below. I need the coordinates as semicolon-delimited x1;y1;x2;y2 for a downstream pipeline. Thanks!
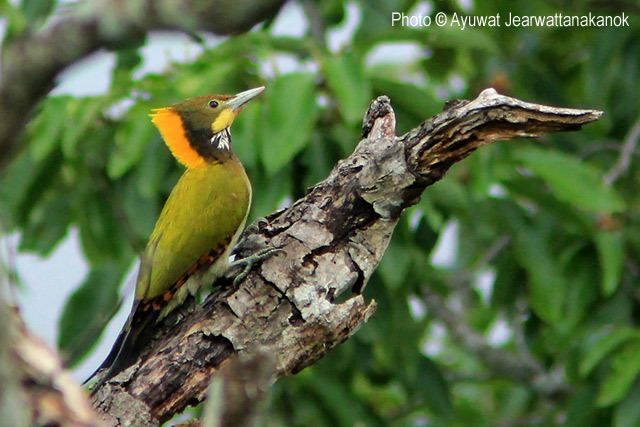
86;86;272;392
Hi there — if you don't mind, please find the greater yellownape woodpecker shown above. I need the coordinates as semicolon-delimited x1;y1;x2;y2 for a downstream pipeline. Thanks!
87;87;267;390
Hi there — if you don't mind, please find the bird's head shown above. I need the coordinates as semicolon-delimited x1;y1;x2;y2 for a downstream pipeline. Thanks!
150;86;265;168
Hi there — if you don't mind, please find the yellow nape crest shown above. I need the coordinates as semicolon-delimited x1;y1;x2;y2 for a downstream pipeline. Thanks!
150;108;206;169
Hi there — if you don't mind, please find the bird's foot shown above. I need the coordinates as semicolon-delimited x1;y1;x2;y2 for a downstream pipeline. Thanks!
229;247;282;285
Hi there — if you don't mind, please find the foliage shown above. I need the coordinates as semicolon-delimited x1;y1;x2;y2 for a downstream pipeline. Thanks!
1;0;640;425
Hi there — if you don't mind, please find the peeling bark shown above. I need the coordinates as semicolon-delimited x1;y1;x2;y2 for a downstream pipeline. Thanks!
90;89;602;426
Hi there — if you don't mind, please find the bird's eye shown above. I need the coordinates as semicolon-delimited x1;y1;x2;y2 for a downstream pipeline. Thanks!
208;100;219;108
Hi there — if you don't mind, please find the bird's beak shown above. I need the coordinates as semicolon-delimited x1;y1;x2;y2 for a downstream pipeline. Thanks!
227;86;265;111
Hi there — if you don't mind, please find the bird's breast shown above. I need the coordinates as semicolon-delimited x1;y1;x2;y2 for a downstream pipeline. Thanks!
139;158;251;300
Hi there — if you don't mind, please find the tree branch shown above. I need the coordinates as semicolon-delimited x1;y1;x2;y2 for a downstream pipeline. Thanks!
0;300;100;426
89;89;602;426
421;287;567;395
603;117;640;186
0;0;287;166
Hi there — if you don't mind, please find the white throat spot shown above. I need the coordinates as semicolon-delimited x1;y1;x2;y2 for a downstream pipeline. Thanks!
211;128;231;150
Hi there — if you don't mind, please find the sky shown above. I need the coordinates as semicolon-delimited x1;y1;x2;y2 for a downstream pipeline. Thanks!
1;0;501;383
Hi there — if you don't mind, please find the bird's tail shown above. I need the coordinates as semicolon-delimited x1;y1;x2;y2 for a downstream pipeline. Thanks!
83;301;158;394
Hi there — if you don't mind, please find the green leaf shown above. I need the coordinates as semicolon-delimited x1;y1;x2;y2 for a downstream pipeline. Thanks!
563;384;598;427
233;101;261;171
426;25;497;53
0;150;36;226
28;97;69;161
561;250;598;331
76;188;132;263
20;0;54;26
514;146;625;214
248;168;292;221
112;47;144;89
15;149;64;224
514;228;564;325
107;105;155;179
414;357;453;421
502;175;590;233
304;374;371;426
61;97;106;159
378;235;413;290
116;47;143;71
322;51;371;125
319;0;345;26
57;261;129;366
134;138;172;199
120;179;158;245
260;73;319;176
597;339;640;407
614;378;640;427
354;0;402;46
6;150;71;256
580;327;638;378
2;0;27;40
594;231;624;296
19;189;72;256
300;132;339;190
421;177;470;216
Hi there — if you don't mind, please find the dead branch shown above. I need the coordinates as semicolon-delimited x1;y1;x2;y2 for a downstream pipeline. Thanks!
90;89;602;426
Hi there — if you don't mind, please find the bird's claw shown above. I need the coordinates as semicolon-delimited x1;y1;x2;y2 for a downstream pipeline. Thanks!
230;247;282;286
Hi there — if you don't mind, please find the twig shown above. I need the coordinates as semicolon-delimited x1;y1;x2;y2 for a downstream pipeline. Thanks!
450;234;511;287
301;0;327;48
579;141;625;159
603;118;640;186
422;287;568;395
422;287;541;381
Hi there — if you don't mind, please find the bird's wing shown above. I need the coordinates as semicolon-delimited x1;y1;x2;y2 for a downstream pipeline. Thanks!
87;163;250;390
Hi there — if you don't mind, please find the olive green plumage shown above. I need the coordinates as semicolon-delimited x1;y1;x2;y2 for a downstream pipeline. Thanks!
137;160;251;303
86;87;264;390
